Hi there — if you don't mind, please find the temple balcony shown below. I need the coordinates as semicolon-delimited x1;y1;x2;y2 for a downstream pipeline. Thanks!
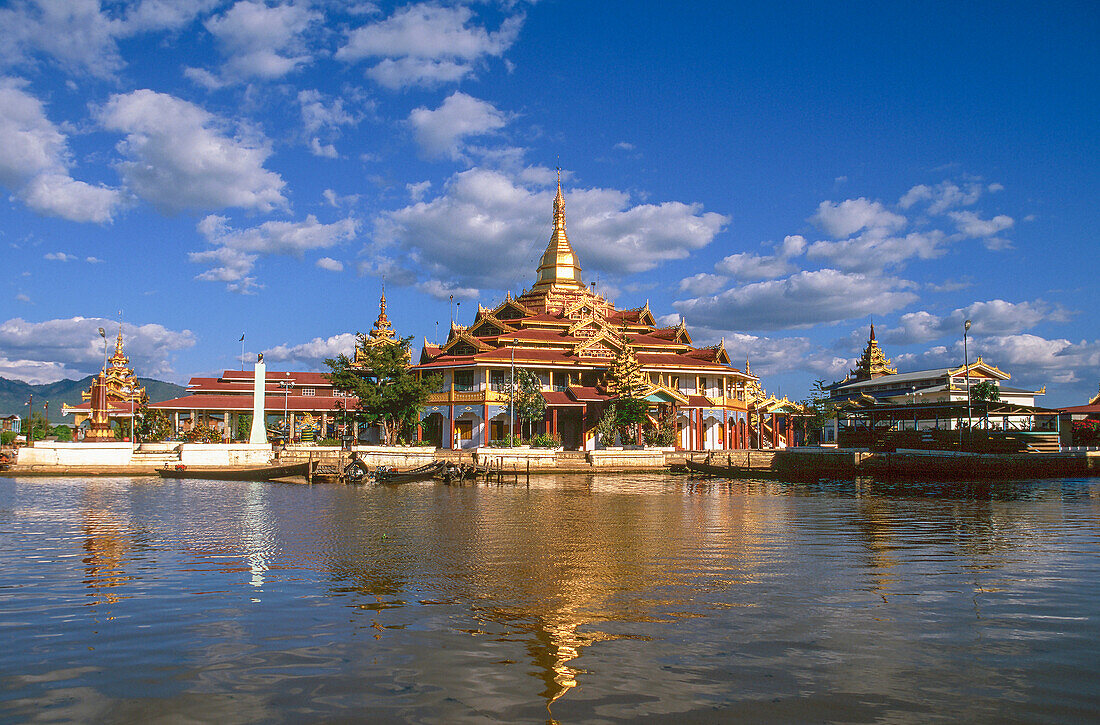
425;390;512;405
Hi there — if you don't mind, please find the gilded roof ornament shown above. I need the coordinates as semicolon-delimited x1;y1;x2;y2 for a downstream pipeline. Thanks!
531;167;584;292
850;324;897;380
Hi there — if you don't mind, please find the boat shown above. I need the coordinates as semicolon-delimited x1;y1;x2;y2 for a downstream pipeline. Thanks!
156;460;316;482
683;458;811;481
441;462;489;484
375;460;446;484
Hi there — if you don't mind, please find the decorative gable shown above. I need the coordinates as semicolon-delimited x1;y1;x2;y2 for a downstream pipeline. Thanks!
469;314;515;338
442;331;491;356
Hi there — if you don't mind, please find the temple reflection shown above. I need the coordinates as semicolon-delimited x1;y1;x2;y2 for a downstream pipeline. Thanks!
81;490;134;617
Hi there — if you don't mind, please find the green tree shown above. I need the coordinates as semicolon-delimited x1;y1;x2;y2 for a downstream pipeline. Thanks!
511;368;546;438
595;405;618;447
137;407;173;442
604;340;649;442
236;413;252;441
27;411;48;441
325;335;442;446
798;379;834;444
51;425;72;442
971;380;1000;402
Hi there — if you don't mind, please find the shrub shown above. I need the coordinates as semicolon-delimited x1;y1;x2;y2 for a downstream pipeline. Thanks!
529;433;561;448
644;419;677;447
1;431;16;445
137;408;173;442
182;422;222;443
51;425;72;442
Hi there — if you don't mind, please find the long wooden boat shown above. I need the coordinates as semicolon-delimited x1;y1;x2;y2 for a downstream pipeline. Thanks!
156;460;315;482
683;459;808;481
375;460;446;484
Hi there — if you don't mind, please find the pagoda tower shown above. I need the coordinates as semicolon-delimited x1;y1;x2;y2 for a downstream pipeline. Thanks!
849;324;897;381
82;325;147;406
354;284;408;364
518;170;610;316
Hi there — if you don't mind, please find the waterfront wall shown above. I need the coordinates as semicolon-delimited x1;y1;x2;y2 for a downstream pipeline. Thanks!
17;442;135;467
178;444;272;467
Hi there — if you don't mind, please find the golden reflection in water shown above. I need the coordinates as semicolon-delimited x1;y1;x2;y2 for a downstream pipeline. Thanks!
81;492;133;617
411;475;787;714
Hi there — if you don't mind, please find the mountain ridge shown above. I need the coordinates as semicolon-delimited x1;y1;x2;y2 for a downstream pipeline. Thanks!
0;376;186;424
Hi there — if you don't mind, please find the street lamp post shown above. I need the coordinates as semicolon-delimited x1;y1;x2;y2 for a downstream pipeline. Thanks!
24;393;33;447
98;327;108;373
963;319;972;448
509;343;515;447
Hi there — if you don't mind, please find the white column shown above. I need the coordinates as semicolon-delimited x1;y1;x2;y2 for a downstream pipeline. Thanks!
249;359;268;444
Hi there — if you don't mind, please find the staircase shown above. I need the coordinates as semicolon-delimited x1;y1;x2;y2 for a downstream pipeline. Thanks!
132;450;180;467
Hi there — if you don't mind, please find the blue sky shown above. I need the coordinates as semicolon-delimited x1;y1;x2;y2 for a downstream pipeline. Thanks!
1;0;1097;407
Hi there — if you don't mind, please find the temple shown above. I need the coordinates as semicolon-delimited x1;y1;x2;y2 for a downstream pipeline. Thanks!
64;324;148;435
827;325;1045;408
354;283;404;361
410;173;789;451
146;291;401;443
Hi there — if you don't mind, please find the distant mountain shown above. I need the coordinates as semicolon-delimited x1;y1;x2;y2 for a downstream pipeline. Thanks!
0;376;187;425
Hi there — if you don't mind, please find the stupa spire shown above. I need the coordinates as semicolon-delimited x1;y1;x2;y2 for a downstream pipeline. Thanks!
532;166;583;291
851;324;896;380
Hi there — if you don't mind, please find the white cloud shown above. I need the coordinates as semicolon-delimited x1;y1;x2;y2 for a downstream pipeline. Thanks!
899;181;985;214
807;229;948;272
811;197;906;238
880;299;1072;345
19;172;124;224
85;256;103;263
308;138;338;158
406;180;431;201
0;77;124;223
673;269;918;331
408;92;508;160
677;273;728;295
336;4;523;89
895;334;1099;390
373;167;727;289
613;141;635;151
0;0;215;78
191;213;358;292
98;89;287;213
43;251;76;261
948;210;1013;238
0;315;196;382
716;235;806;281
315;256;343;272
322;188;359;208
416;279;479;301
15;293;31;303
186;0;319;87
298;89;359;135
262;332;356;368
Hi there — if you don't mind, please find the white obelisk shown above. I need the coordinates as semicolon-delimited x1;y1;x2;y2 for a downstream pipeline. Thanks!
249;355;268;444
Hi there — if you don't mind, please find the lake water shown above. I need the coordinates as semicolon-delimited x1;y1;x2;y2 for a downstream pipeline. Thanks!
1;474;1098;723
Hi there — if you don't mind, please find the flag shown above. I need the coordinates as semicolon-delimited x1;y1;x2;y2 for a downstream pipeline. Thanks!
239;334;245;341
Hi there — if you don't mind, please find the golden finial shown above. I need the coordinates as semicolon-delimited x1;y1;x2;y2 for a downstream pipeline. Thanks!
553;165;566;232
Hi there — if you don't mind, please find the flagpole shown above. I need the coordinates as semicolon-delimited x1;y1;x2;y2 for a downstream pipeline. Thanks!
240;333;245;370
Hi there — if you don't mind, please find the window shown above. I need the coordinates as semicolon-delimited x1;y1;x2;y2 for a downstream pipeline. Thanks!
302;388;316;396
454;371;474;391
490;370;508;391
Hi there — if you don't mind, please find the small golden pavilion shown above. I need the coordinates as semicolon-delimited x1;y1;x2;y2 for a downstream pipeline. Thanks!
64;326;147;431
411;173;792;451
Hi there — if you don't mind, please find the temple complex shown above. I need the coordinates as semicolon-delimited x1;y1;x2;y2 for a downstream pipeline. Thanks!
411;173;776;451
827;325;1045;408
64;325;148;435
